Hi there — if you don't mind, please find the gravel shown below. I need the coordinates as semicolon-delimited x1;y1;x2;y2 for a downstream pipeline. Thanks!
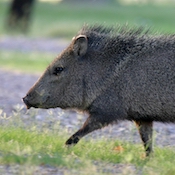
0;36;69;54
0;163;142;175
1;36;175;174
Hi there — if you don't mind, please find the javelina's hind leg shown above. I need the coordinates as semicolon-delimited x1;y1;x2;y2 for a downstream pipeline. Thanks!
135;120;153;157
65;115;107;146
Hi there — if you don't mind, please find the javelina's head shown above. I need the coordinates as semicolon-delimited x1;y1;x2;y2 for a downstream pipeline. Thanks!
23;35;88;109
23;26;117;110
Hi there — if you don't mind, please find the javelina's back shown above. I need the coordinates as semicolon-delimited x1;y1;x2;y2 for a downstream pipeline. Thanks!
23;25;175;156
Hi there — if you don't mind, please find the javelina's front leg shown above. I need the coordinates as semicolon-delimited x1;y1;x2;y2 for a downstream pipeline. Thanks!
135;120;153;156
65;115;107;145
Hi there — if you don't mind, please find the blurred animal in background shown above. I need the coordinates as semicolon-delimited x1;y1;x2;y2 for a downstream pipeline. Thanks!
6;0;35;32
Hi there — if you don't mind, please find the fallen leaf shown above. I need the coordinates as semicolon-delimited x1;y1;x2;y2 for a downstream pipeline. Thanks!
113;146;124;153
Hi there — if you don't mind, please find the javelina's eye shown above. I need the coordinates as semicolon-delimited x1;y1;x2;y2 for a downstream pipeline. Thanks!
53;67;64;75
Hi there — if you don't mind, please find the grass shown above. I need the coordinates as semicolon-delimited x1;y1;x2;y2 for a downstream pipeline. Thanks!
0;108;175;174
0;51;55;73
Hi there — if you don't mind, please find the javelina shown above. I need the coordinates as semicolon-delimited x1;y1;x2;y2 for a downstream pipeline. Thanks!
23;25;175;156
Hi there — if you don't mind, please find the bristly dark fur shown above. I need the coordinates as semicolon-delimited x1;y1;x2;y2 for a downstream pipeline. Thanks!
78;24;150;37
76;24;175;58
77;24;175;44
75;25;147;62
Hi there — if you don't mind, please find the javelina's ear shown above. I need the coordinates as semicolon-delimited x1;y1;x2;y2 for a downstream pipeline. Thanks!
73;35;88;57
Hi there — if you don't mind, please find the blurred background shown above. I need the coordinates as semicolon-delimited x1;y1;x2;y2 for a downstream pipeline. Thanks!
0;0;175;72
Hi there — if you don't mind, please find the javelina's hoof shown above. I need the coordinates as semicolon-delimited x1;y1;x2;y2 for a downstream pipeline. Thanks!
65;136;80;146
145;150;153;157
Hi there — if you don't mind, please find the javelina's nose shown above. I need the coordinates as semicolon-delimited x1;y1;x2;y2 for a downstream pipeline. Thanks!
22;96;32;109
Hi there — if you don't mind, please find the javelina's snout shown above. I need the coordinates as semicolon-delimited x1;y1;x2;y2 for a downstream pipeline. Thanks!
23;94;45;109
23;95;33;109
23;88;51;109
